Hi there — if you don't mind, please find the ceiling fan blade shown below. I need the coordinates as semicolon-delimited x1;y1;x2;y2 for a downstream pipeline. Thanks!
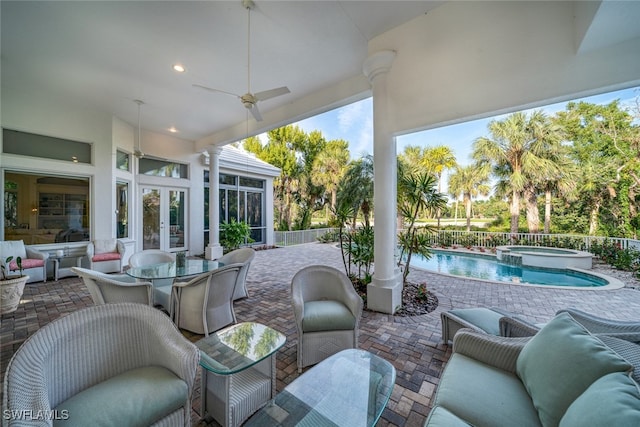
254;86;290;101
192;84;240;98
249;104;263;122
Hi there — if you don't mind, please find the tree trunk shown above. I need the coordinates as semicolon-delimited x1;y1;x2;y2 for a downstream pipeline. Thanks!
510;191;520;234
544;190;552;234
589;199;601;235
524;187;540;233
464;193;472;232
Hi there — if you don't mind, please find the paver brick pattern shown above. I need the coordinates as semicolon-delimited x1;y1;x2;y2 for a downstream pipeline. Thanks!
2;243;640;426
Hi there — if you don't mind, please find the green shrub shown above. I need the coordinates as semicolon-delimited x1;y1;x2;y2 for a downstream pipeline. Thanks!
220;219;254;253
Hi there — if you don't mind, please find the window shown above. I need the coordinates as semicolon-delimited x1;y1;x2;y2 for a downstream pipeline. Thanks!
139;158;188;178
3;129;91;164
116;150;130;171
3;172;90;244
116;181;129;238
4;181;18;228
204;171;266;245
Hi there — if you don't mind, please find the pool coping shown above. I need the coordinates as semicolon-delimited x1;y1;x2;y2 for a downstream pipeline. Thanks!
414;248;625;290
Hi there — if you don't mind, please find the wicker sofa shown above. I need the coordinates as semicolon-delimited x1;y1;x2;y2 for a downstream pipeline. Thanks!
425;312;640;426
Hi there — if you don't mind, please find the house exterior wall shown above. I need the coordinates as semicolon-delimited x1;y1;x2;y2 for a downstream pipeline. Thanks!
1;89;278;257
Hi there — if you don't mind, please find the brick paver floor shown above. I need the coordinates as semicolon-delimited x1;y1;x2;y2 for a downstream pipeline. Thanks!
2;243;640;426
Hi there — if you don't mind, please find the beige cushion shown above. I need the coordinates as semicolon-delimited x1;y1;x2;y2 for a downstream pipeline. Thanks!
94;239;118;254
0;240;27;259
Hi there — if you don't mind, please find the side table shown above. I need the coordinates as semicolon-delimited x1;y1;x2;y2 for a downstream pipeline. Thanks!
50;255;83;281
195;322;286;427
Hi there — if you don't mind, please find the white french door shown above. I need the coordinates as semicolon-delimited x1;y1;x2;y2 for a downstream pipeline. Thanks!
140;186;187;252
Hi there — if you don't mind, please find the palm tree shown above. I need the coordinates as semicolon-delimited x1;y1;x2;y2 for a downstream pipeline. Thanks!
337;155;374;227
472;111;559;234
311;139;350;216
422;146;456;228
447;164;490;232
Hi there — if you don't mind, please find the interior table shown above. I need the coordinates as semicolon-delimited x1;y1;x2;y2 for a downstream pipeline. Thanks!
244;348;396;427
195;322;286;427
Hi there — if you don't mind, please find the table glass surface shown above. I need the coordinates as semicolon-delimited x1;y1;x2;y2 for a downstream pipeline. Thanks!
245;349;396;427
125;259;224;280
196;322;286;375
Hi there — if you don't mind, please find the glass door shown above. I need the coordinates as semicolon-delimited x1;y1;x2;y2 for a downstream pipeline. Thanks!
141;186;187;251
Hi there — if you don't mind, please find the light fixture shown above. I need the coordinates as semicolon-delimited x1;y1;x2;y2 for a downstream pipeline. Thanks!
134;99;145;158
169;127;178;133
71;156;78;163
173;64;186;73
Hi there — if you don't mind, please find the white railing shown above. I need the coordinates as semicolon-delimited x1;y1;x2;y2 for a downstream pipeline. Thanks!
274;227;640;251
274;228;339;247
424;230;639;251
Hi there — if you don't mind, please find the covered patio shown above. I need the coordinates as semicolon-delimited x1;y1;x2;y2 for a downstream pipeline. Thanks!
3;243;640;426
3;1;640;314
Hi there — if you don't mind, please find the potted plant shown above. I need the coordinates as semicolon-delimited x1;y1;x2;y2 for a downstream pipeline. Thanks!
1;256;29;314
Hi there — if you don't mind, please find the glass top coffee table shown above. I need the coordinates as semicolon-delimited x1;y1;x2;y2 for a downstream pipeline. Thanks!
245;348;396;427
195;322;286;427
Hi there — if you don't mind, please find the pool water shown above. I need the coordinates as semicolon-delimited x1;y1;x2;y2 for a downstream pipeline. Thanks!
411;250;607;287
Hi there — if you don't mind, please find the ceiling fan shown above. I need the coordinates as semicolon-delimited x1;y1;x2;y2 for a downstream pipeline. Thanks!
194;0;290;122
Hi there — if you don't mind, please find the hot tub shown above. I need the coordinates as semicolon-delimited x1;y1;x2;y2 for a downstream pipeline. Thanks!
495;246;593;270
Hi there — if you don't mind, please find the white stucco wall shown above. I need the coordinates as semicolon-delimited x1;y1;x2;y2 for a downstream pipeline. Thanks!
1;88;277;255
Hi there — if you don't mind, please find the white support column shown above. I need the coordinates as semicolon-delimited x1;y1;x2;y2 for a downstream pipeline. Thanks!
205;146;224;260
363;50;402;314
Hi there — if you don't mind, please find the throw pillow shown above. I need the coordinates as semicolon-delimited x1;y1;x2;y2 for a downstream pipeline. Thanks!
559;372;640;427
516;312;632;427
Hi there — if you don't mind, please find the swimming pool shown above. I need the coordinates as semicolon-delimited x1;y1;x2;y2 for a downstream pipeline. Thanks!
410;250;620;288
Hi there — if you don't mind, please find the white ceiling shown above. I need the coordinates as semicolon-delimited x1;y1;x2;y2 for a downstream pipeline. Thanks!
3;1;639;148
1;0;442;143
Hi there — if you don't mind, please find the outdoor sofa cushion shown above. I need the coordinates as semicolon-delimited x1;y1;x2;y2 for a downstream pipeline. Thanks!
91;252;121;262
302;300;357;332
424;406;472;427
54;366;188;427
559;371;640;426
447;307;504;335
516;312;632;427
433;353;541;427
9;258;44;270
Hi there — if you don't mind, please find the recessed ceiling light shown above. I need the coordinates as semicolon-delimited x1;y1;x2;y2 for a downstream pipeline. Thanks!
173;64;186;73
169;127;178;133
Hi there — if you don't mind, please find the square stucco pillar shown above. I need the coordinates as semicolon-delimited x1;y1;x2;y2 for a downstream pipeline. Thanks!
364;50;402;314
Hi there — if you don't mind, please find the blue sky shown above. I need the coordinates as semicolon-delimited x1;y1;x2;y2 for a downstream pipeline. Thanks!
293;85;639;168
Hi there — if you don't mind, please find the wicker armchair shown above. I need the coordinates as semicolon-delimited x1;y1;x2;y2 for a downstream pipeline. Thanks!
291;265;364;373
172;264;242;336
0;240;49;283
86;238;125;273
129;249;176;310
217;248;255;300
72;266;152;306
3;303;200;426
